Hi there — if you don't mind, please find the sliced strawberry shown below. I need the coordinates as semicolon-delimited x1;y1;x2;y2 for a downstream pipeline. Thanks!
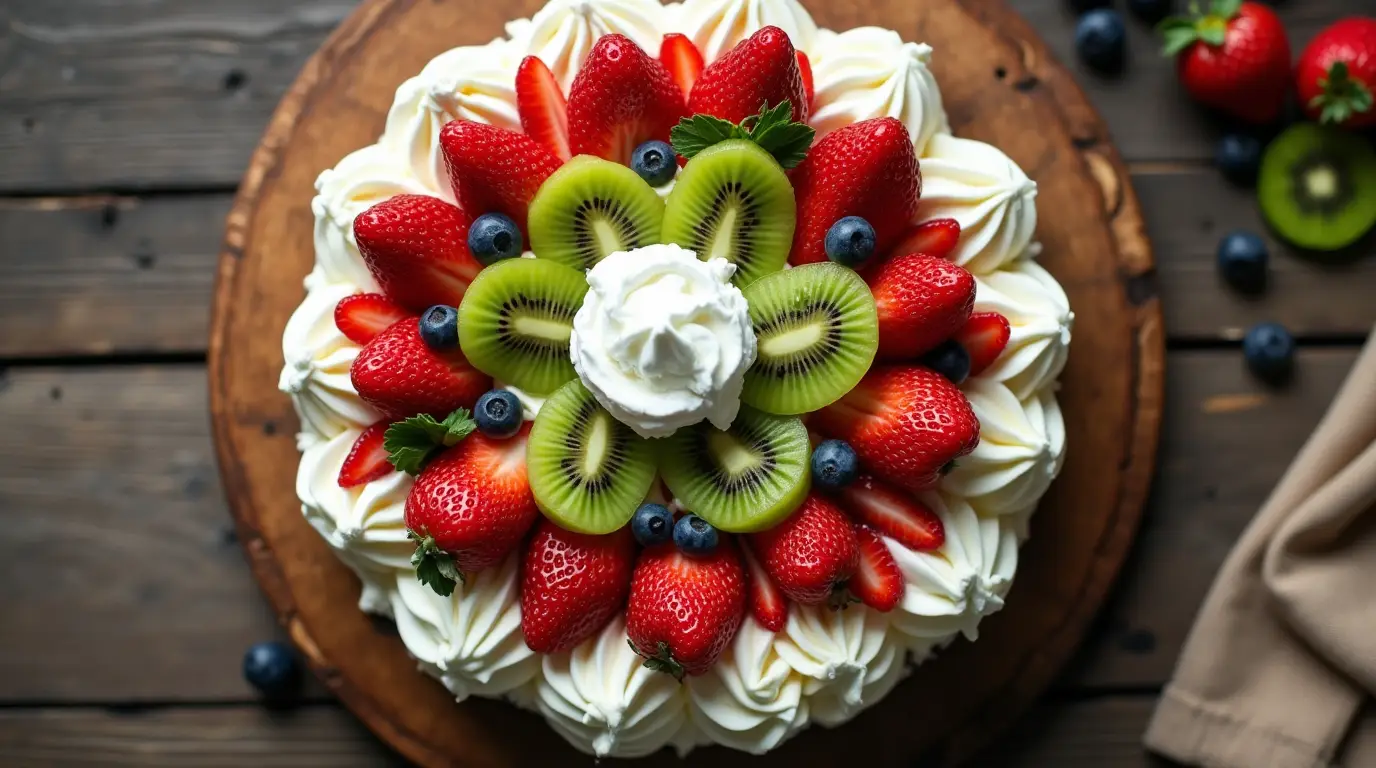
351;319;491;421
742;539;788;632
337;421;394;488
955;312;1012;376
353;195;484;313
660;33;705;102
867;253;976;361
567;35;688;164
334;293;409;346
848;525;904;612
689;26;809;124
516;56;571;161
797;50;814;110
439;120;562;234
835;474;945;552
889;218;961;261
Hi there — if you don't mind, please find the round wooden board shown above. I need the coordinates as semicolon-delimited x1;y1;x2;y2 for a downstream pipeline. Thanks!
209;0;1164;765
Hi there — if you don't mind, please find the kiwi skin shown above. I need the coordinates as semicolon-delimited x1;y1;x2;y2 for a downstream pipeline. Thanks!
528;155;666;270
1258;123;1376;252
662;139;796;287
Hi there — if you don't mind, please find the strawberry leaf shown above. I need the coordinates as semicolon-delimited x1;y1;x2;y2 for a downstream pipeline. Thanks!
671;101;815;169
1208;0;1241;19
1312;61;1374;125
409;529;463;597
629;639;685;681
384;408;476;475
1158;19;1201;57
671;114;750;159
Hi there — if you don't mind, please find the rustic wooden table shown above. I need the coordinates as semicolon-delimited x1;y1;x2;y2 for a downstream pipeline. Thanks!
1;0;1371;765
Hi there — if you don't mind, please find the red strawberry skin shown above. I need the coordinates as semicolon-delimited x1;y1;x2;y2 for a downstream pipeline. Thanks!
353;195;484;313
516;56;572;160
868;253;976;360
404;424;537;573
836;475;945;552
956;312;1012;376
849;524;904;613
520;519;635;653
567;35;688;164
689;26;809;125
1172;3;1291;124
350;319;491;421
742;539;788;632
789;117;920;266
334;293;410;346
660;33;705;101
626;541;746;677
748;493;860;605
814;366;980;491
439;120;562;233
337;421;395;488
888;218;961;262
1296;18;1376;128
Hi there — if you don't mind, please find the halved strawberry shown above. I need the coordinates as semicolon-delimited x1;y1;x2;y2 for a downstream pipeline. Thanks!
334;293;409;346
660;33;705;101
889;218;961;261
867;253;976;361
439;120;562;234
353;195;484;313
835;474;945;552
689;26;809;124
516;56;571;161
848;525;904;612
337;421;394;488
797;50;814;110
567;35;688;164
742;539;788;632
955;312;1012;376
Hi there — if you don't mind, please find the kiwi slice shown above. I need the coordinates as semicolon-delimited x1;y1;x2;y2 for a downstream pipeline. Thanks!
655;406;810;532
528;155;666;270
527;379;658;535
1259;124;1376;252
457;258;586;395
661;139;795;287
739;263;878;415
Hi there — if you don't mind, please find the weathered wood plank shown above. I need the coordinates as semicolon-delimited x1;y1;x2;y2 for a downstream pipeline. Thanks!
982;696;1168;767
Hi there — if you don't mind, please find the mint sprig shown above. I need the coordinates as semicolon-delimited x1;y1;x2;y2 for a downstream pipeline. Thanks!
1158;0;1240;56
409;530;463;597
383;408;476;476
671;101;815;169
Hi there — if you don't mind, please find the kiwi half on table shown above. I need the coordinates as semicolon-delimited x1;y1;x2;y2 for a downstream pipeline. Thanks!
527;379;658;535
1258;124;1376;252
740;262;879;415
528;155;666;270
662;139;796;287
655;406;810;533
457;258;586;395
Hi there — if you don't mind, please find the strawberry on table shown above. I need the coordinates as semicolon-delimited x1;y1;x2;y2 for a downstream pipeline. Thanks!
813;366;980;492
353;195;484;313
689;26;810;125
835;475;945;552
789;117;921;266
848;525;904;613
1296;17;1376;128
516;56;572;160
337;421;395;488
351;318;491;421
626;541;746;678
567;34;688;164
660;33;705;101
867;253;976;361
954;312;1012;376
748;493;860;606
742;539;788;632
1158;0;1291;125
887;218;961;262
439;120;563;234
521;519;636;653
333;293;410;346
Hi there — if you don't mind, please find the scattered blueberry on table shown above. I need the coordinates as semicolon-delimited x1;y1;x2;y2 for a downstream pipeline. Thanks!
921;339;973;385
243;641;301;698
811;439;859;490
825;216;878;268
1216;231;1269;294
1243;322;1295;385
1075;9;1128;74
474;389;524;438
1216;134;1263;186
674;514;719;556
631;503;674;547
419;304;459;350
467;212;523;265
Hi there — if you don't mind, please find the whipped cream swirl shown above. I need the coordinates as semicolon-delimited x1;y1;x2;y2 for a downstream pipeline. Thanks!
774;604;907;727
312;146;432;289
973;253;1074;399
279;281;379;440
673;0;820;62
687;619;809;753
508;0;664;92
945;380;1066;518
570;244;758;438
919;133;1038;274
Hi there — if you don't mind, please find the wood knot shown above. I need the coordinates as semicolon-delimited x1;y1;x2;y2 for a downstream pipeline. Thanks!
1083;150;1123;218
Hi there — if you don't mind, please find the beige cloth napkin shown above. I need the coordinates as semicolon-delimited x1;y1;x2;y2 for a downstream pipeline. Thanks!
1145;328;1376;768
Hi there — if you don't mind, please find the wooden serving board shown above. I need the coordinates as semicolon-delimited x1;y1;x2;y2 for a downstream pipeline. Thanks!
208;0;1164;764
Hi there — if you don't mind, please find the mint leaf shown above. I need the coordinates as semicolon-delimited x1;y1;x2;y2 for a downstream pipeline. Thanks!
384;408;476;475
671;102;815;169
671;114;749;160
409;529;462;597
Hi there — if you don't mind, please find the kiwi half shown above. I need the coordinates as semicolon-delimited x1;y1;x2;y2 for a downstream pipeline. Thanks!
528;155;665;270
457;258;586;395
655;406;810;532
662;139;795;287
740;262;878;415
527;379;658;535
1259;124;1376;252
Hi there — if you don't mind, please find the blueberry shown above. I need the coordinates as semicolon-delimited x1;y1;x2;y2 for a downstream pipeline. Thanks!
631;140;677;187
673;514;719;556
825;216;877;268
242;641;301;697
1126;0;1172;23
631;503;674;547
921;339;972;385
1075;9;1127;74
1215;134;1263;186
1216;231;1268;294
474;390;523;438
1242;322;1295;385
811;439;859;490
467;213;523;265
418;304;459;350
1067;0;1112;12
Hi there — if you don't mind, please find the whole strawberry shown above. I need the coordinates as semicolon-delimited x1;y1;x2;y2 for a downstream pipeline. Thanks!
689;26;810;125
1159;0;1291;125
813;365;980;491
626;541;746;678
1296;17;1376;128
748;493;860;605
521;519;636;653
351;319;491;420
439;120;562;233
353;195;484;313
567;35;688;164
868;253;976;361
789;117;920;266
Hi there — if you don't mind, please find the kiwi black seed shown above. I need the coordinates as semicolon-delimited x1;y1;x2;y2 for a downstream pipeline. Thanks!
1258;123;1376;252
528;155;666;270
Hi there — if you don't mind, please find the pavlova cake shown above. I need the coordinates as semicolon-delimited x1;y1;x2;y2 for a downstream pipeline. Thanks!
281;0;1072;757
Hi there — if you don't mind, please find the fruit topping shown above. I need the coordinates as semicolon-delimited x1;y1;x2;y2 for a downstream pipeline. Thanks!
689;26;809;125
627;541;746;678
747;492;859;605
473;389;524;439
528;155;665;270
353;194;483;312
825;215;877;268
740;262;878;414
1243;321;1295;385
814;365;980;492
921;339;972;385
954;312;1012;376
439;120;563;234
521;519;635;653
1075;9;1126;74
741;539;788;632
515;55;571;161
674;514;720;556
848;524;903;612
418;304;459;350
631;140;678;187
334;293;409;346
337;421;394;488
1216;231;1269;294
567;34;688;164
1257;123;1376;252
888;218;961;262
242;641;301;697
811;439;860;491
467;213;524;266
835;474;945;552
457;257;587;396
868;253;976;361
660;33;705;100
351;319;490;421
631;502;675;547
1159;1;1291;125
1216;134;1263;186
527;380;658;535
655;405;811;533
1295;18;1376;128
382;408;478;476
796;51;814;109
